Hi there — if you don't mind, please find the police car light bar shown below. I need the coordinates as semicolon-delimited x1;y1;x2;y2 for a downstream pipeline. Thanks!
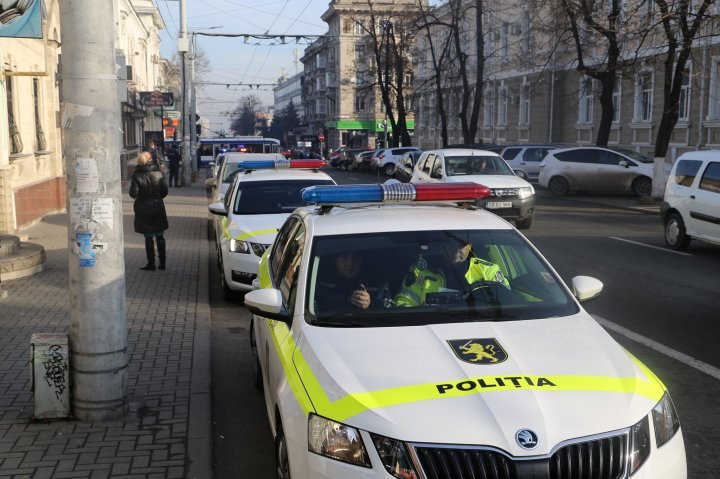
301;182;491;205
236;159;326;170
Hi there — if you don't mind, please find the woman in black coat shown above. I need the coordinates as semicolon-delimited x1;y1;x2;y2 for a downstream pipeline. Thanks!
130;151;169;270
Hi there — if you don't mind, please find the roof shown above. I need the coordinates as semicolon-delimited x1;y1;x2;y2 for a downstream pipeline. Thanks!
223;153;286;164
677;150;720;161
304;204;513;237
422;148;502;157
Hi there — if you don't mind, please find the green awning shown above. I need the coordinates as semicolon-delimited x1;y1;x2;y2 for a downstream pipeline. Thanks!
325;119;415;132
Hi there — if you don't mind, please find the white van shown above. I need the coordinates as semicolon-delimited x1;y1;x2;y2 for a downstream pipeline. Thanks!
661;151;720;250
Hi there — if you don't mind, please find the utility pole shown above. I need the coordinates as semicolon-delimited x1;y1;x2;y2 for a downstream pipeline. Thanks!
179;0;191;185
58;0;128;420
190;49;197;179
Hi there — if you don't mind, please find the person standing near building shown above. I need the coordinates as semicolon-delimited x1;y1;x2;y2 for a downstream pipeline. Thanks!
166;142;181;187
129;151;169;271
142;138;161;170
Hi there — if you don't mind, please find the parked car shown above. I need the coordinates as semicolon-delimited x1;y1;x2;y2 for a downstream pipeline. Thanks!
206;152;287;202
373;147;423;176
348;149;377;172
395;149;423;182
661;150;720;250
539;147;655;196
410;148;535;229
337;146;373;170
500;144;563;182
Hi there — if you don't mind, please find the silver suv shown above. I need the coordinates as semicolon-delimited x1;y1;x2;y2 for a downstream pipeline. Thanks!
372;147;422;176
661;151;720;250
500;144;562;182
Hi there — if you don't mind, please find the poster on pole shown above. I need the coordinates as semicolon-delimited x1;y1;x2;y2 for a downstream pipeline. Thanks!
0;0;43;39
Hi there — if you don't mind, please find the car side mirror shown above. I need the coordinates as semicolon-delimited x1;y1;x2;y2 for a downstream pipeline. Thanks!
244;289;292;324
205;178;216;189
208;202;228;216
619;160;628;168
571;275;603;302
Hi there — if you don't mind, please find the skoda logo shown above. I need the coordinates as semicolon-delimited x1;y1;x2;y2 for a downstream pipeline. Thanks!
515;429;538;450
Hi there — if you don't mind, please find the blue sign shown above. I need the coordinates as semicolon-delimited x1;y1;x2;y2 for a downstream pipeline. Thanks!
0;0;43;39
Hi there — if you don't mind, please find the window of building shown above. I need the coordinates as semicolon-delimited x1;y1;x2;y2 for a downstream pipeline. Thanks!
709;60;720;120
317;99;326;114
33;78;47;151
497;82;508;126
354;44;365;63
635;72;653;122
429;93;436;128
5;76;23;154
519;80;530;126
612;77;621;122
579;77;593;124
484;84;494;126
418;95;425;127
354;20;365;35
355;95;365;112
500;22;509;58
679;69;691;122
521;13;531;53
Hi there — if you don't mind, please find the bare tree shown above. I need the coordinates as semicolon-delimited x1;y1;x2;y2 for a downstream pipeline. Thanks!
415;0;456;146
351;1;419;147
558;0;624;146
653;0;717;159
230;94;264;135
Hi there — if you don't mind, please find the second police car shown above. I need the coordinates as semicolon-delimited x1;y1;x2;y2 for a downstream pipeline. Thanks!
208;159;334;299
245;182;686;479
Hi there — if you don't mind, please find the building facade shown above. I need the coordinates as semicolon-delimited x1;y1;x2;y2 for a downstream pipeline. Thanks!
0;0;167;233
413;0;720;162
302;0;417;152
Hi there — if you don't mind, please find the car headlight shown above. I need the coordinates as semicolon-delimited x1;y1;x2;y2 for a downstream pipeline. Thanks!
308;414;371;468
629;416;651;475
652;392;681;448
229;238;250;254
518;186;535;199
371;433;419;479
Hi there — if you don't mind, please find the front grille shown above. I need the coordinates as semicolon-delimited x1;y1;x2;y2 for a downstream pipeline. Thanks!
414;447;514;479
491;188;519;199
550;434;627;479
411;433;628;479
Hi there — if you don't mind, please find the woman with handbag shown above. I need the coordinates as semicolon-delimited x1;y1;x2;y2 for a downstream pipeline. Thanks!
129;151;169;271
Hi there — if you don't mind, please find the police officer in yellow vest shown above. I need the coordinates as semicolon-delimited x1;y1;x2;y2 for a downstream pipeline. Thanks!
394;241;508;307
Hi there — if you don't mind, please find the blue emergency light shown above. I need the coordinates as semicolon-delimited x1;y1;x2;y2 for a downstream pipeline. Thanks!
301;182;491;205
236;159;326;170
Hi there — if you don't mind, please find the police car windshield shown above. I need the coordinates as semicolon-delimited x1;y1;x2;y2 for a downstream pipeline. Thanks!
445;156;514;176
233;179;335;215
306;230;579;327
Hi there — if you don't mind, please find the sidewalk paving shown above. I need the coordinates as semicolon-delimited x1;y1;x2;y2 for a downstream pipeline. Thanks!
0;183;212;479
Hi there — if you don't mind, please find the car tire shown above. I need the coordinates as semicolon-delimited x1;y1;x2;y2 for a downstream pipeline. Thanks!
275;421;290;479
515;214;534;230
549;176;570;196
250;320;263;391
384;163;396;176
218;254;234;301
632;176;652;196
665;212;691;250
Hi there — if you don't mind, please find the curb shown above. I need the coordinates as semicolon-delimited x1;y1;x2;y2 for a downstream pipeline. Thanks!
187;216;214;478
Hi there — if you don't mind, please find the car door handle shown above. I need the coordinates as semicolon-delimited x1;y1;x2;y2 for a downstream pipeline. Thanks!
690;195;696;199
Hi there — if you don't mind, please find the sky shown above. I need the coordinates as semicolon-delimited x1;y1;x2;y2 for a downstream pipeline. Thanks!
156;0;330;134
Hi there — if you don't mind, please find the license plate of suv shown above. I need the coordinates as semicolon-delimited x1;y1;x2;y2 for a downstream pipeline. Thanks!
485;201;512;209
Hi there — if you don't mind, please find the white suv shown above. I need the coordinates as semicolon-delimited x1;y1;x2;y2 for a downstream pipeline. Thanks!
372;147;422;176
661;151;720;250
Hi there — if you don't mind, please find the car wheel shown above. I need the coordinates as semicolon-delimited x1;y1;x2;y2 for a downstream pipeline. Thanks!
218;254;234;301
549;176;570;196
384;163;396;176
250;319;263;391
632;176;652;197
665;212;691;250
515;214;534;230
275;422;290;479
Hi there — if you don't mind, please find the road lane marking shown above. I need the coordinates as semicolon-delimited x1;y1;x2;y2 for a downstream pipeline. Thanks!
609;236;692;256
593;315;720;381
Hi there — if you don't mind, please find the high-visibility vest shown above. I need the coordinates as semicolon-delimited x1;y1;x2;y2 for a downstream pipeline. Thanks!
395;256;508;307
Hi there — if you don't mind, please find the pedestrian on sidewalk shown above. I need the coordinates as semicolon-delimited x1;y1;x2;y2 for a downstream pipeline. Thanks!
167;142;181;187
142;138;163;171
129;151;169;271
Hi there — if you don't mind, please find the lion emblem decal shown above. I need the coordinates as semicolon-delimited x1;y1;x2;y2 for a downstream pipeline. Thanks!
447;338;508;364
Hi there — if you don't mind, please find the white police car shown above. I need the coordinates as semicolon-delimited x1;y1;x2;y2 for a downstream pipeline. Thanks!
245;182;686;479
208;159;334;299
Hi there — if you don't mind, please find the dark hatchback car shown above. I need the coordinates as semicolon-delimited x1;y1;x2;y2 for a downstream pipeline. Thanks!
395;150;424;182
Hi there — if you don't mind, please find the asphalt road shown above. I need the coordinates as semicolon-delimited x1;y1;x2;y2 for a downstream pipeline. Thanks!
209;167;720;478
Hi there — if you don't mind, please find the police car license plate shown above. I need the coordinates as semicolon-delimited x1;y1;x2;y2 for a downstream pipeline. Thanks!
485;201;512;209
